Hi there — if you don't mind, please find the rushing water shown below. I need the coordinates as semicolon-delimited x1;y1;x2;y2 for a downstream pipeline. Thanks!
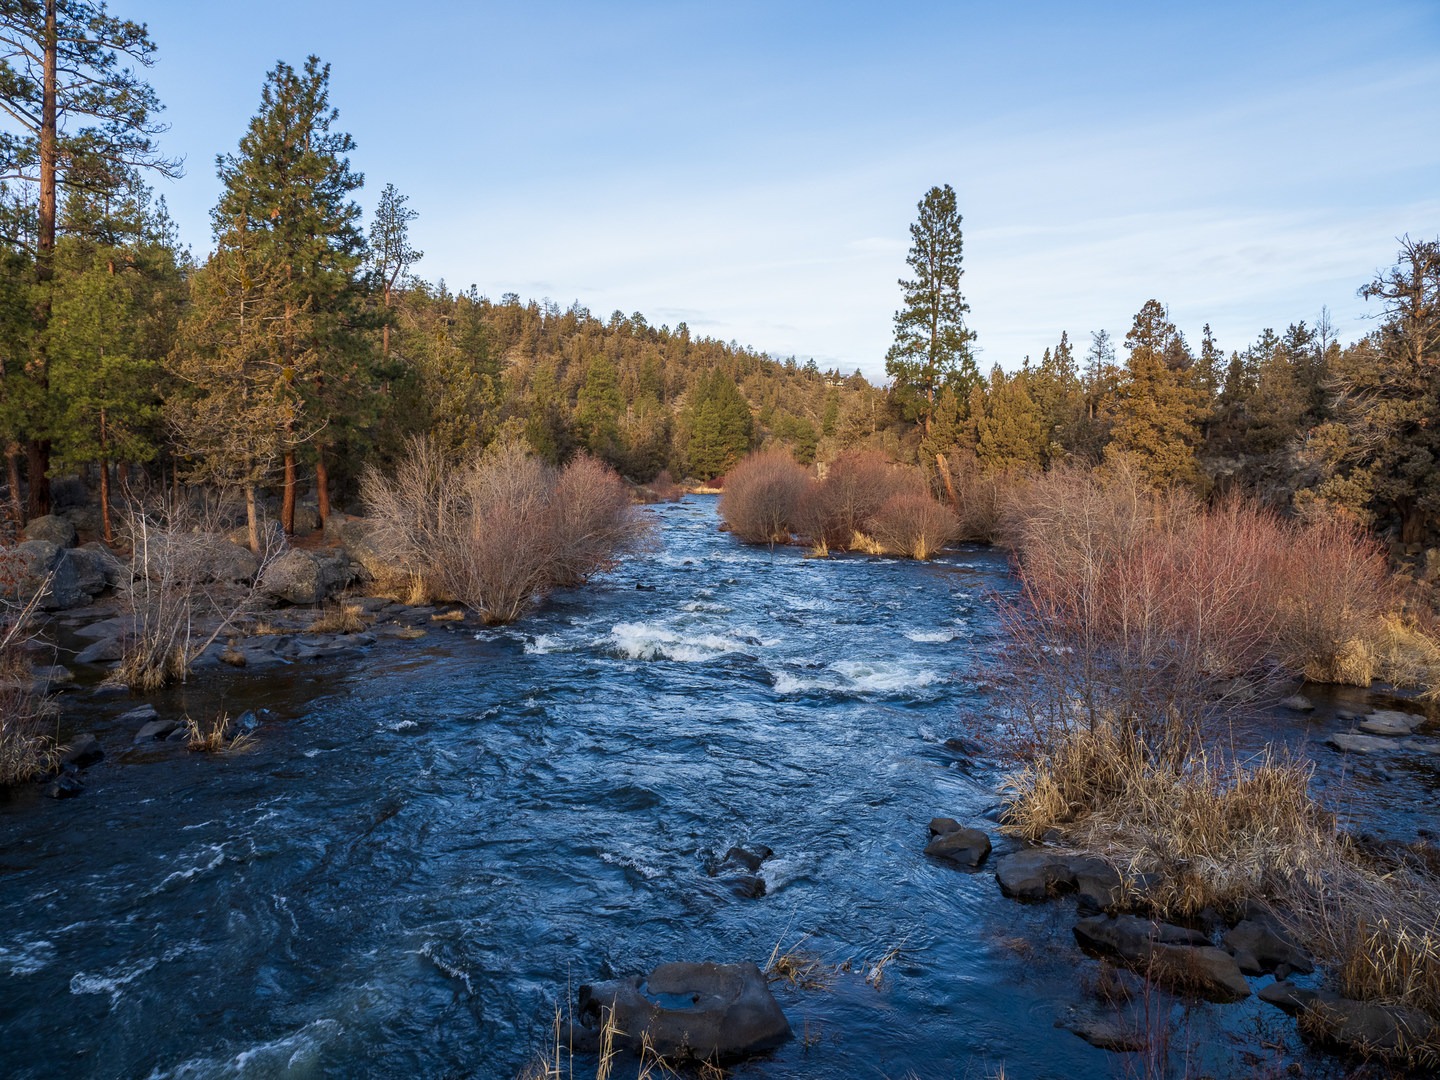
0;496;1418;1079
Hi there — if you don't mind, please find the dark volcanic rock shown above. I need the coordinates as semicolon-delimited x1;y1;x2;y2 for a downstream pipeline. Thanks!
23;514;77;548
571;961;790;1061
43;774;84;799
74;636;123;664
1259;982;1436;1056
1222;918;1313;977
59;733;103;769
1074;915;1249;1002
923;820;991;869
134;718;180;743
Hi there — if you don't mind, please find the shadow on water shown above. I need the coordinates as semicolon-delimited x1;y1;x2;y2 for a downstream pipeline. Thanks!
0;496;1418;1078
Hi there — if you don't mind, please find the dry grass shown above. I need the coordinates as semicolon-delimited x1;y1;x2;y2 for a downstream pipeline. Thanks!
0;576;58;786
430;609;465;623
863;943;904;990
309;603;369;634
764;937;835;991
1372;613;1440;696
518;1003;685;1080
183;712;252;754
393;626;427;641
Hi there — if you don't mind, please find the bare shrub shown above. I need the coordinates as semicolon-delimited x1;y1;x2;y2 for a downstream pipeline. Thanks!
800;450;915;550
1272;517;1393;685
867;492;958;560
549;455;650;587
363;438;649;625
637;469;683;504
114;499;281;691
943;450;1025;544
0;573;58;786
718;448;813;545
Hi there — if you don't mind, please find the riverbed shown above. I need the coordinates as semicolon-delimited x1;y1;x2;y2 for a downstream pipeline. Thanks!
0;496;1427;1078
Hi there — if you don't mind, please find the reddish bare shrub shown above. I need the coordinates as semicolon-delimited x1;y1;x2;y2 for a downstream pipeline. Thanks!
867;492;958;560
800;450;921;550
364;438;648;623
941;451;1030;544
549;455;650;587
718;448;813;545
638;469;683;504
1272;517;1394;685
0;578;57;786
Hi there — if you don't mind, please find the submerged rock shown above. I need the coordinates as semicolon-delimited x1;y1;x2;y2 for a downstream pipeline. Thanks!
1060;1009;1149;1053
1327;732;1400;754
1359;710;1425;736
1278;694;1314;712
924;819;991;869
59;733;103;770
570;961;790;1061
134;718;180;743
43;774;84;799
74;636;123;664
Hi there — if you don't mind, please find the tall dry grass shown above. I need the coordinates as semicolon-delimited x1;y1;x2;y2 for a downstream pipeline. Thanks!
0;569;58;786
363;437;649;624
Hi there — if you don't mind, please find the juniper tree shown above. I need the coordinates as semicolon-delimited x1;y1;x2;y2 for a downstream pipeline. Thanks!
885;184;977;434
0;0;177;516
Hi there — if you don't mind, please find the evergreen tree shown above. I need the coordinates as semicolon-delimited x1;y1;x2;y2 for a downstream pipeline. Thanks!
680;368;752;480
885;183;977;434
368;182;422;357
0;0;177;516
1103;300;1206;488
212;55;365;529
967;365;1044;475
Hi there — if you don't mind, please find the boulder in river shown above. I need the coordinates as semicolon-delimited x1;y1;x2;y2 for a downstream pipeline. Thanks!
994;848;1135;908
261;549;352;606
1359;710;1425;736
1074;915;1250;1002
1278;694;1314;712
43;774;84;799
1222;917;1313;977
571;961;790;1061
1259;981;1436;1058
59;733;103;770
3;540;86;610
1327;732;1401;754
924;818;991;869
134;718;180;743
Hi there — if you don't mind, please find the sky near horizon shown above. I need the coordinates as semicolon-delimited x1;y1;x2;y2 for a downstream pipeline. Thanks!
135;1;1439;381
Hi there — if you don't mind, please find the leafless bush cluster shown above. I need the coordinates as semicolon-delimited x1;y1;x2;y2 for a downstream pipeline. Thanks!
717;448;956;559
114;498;281;691
0;571;58;786
362;437;649;624
718;448;813;544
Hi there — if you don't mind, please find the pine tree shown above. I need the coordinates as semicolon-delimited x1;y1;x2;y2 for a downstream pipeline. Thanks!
885;184;977;434
680;368;752;480
0;0;177;516
368;182;422;358
212;56;365;530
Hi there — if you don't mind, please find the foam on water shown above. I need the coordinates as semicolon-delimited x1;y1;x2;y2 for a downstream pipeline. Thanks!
772;659;943;697
153;844;227;894
70;957;158;1003
608;621;761;662
904;628;955;643
147;1019;343;1079
0;936;55;976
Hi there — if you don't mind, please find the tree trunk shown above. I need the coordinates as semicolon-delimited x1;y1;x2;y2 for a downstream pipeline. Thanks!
935;453;958;509
4;444;23;531
245;484;260;555
315;448;331;528
282;449;296;535
26;0;59;521
99;408;112;543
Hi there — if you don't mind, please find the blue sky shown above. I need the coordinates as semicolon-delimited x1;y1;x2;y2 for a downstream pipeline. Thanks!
140;1;1438;380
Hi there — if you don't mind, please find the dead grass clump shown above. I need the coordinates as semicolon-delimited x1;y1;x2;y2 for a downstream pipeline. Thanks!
393;626;427;640
183;712;252;754
866;492;957;560
0;579;58;786
1372;613;1440;696
430;609;465;623
764;939;835;991
1001;722;1336;918
309;603;369;635
717;448;813;545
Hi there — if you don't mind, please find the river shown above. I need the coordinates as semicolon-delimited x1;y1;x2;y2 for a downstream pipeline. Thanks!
0;495;1404;1078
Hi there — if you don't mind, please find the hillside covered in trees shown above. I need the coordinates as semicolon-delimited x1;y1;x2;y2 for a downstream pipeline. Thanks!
0;12;1435;557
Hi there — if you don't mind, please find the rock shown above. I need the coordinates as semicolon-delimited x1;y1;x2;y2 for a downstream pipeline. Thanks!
570;961;790;1061
1278;694;1314;712
1359;710;1425;736
1406;737;1440;754
1259;982;1436;1057
336;517;389;583
923;821;991;869
1074;916;1249;1002
995;849;1074;901
261;549;350;606
23;514;77;548
1069;856;1128;911
74;636;123;664
2;540;86;610
59;733;103;769
722;845;773;873
117;704;158;724
1327;732;1399;754
33;664;74;689
1222;918;1313;976
134;718;179;743
292;504;321;534
66;546;116;596
204;540;260;585
43;774;84;799
1061;1011;1148;1052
